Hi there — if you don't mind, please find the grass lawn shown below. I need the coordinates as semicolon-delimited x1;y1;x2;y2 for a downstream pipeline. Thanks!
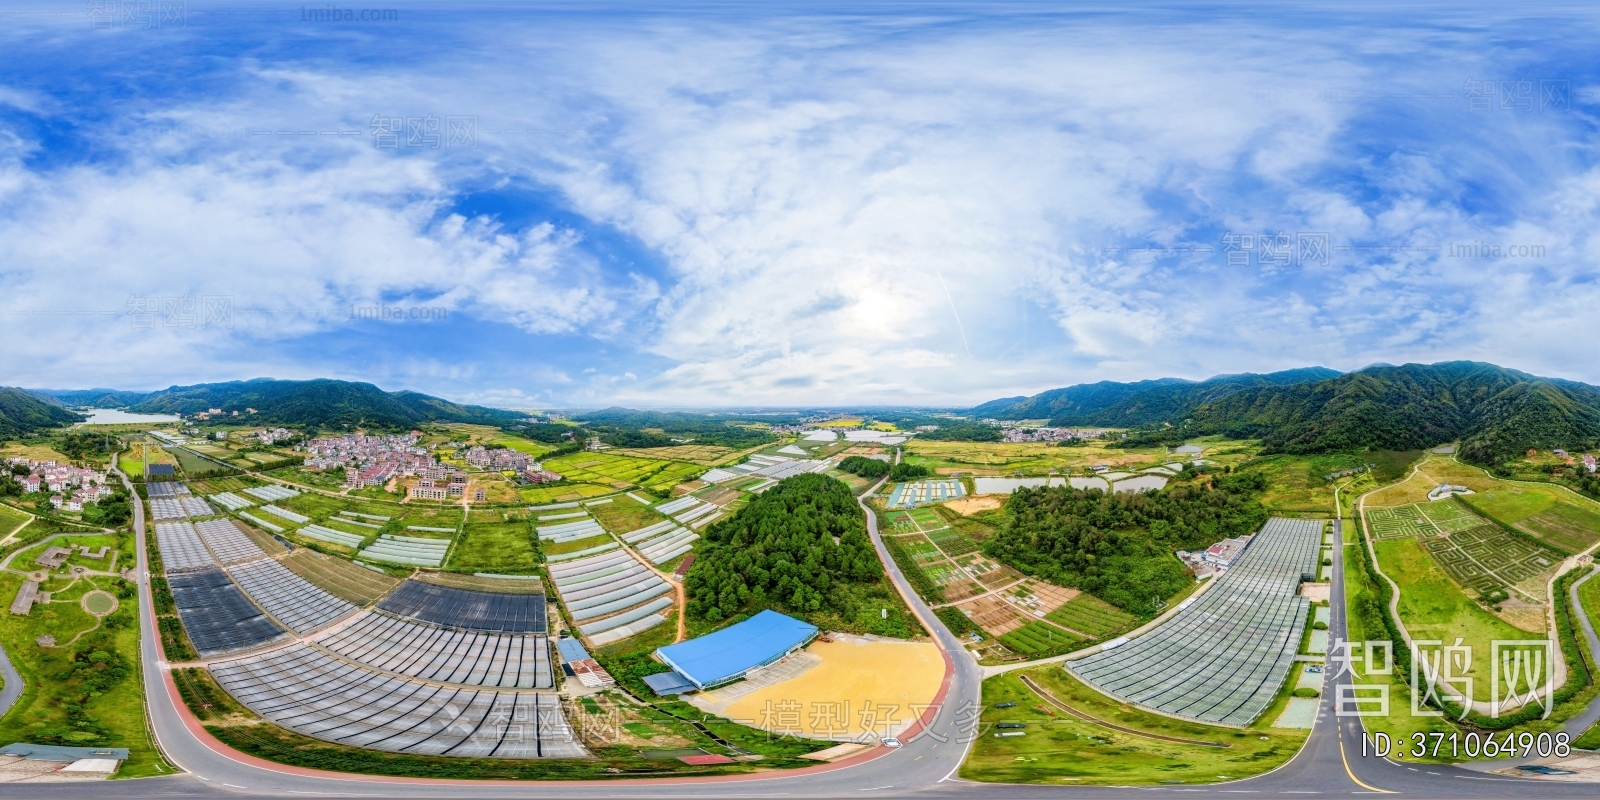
0;566;168;777
0;503;32;540
544;534;614;556
1375;537;1542;701
447;521;539;573
115;450;144;479
1344;538;1459;758
1513;501;1600;553
1471;485;1559;524
588;496;668;534
1574;571;1600;750
960;666;1307;785
1239;453;1371;514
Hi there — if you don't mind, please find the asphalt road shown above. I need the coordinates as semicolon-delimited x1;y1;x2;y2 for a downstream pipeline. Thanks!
15;473;1596;798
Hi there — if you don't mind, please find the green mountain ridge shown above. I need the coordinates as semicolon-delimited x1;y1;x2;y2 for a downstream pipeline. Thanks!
120;378;525;430
977;361;1600;467
0;387;86;438
974;367;1341;423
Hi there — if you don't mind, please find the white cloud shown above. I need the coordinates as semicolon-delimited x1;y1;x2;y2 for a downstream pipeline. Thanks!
4;11;1600;404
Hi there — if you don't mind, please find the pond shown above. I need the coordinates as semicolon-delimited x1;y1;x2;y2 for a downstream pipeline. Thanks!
80;409;181;425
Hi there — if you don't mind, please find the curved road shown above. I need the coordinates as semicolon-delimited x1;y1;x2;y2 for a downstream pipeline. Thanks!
19;469;1600;797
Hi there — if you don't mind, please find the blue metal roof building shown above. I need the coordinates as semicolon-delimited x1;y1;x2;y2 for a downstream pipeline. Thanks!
654;610;819;690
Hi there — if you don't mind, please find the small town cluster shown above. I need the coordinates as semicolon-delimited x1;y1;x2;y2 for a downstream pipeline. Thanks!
997;426;1110;443
295;432;562;499
5;455;115;511
298;432;435;487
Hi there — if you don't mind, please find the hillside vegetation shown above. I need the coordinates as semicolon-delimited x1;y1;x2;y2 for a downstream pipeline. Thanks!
974;361;1600;470
686;473;918;637
0;387;85;438
124;378;521;429
986;475;1269;614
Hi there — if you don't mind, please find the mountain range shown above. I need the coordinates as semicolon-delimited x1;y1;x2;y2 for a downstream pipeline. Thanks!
974;361;1600;466
20;378;525;431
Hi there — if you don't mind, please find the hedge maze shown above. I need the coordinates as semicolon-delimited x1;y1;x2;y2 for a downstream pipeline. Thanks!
1368;505;1431;539
1371;500;1561;599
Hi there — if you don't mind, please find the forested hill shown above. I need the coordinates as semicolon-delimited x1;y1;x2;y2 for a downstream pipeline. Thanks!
974;367;1340;422
573;407;778;449
685;473;919;637
1185;362;1600;467
124;379;524;429
0;387;85;438
987;474;1269;614
975;361;1600;469
29;388;155;408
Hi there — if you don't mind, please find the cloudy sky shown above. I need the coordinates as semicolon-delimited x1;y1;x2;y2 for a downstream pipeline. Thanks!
2;2;1597;408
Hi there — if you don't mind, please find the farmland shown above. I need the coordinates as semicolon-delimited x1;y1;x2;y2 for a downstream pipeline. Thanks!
447;520;539;573
542;452;704;495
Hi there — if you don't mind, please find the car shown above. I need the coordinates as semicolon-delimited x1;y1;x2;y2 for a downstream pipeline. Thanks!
994;702;1018;709
995;722;1026;729
881;737;902;748
1307;665;1324;674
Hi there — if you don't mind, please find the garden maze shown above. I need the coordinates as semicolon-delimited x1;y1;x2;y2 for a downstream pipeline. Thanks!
1368;500;1560;598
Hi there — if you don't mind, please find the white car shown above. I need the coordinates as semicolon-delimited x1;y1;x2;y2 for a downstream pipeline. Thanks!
881;737;903;748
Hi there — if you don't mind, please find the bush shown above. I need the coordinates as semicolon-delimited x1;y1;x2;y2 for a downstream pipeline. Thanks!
1293;687;1320;698
1313;621;1328;630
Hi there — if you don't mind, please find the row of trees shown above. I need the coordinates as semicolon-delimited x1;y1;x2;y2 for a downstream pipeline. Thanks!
986;474;1268;615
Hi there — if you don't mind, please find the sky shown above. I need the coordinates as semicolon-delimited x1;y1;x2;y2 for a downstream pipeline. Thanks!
2;1;1598;409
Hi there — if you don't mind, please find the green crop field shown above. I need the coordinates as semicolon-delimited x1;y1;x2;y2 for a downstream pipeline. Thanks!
927;526;980;556
1469;486;1560;524
588;497;667;535
1376;537;1544;701
543;453;704;493
542;533;613;556
278;492;461;529
519;482;618;505
1515;501;1600;553
1046;595;1138;637
168;446;233;477
961;667;1307;785
447;521;538;573
997;621;1080;655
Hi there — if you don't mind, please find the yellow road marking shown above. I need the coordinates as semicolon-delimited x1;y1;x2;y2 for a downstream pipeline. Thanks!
1340;735;1397;794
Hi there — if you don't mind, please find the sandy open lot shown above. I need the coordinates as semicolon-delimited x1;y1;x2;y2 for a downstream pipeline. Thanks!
688;635;944;742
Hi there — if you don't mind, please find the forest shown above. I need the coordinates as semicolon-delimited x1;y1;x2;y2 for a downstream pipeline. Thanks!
685;473;899;631
985;474;1268;614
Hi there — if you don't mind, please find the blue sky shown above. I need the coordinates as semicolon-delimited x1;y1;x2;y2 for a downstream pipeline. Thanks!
2;2;1598;408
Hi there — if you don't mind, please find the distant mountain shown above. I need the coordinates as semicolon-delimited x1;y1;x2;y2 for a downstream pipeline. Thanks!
975;368;1341;424
1187;362;1600;465
125;378;525;429
0;387;85;438
973;362;1600;466
29;388;156;408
